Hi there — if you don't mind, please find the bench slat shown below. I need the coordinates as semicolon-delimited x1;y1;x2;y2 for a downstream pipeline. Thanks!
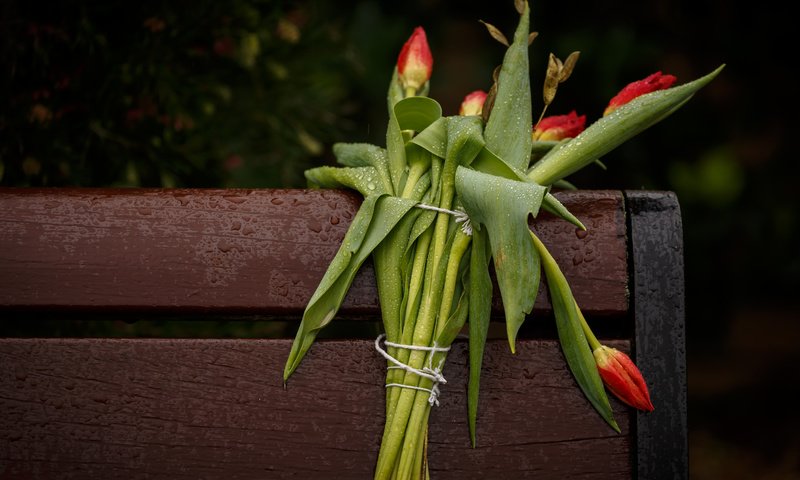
0;188;628;316
0;337;631;479
628;191;688;480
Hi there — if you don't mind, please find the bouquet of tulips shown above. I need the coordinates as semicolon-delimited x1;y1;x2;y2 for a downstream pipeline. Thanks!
283;2;721;478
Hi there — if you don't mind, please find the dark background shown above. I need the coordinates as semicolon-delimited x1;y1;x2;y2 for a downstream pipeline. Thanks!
2;1;797;478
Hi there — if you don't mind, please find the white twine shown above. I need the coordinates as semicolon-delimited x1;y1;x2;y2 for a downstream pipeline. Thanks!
414;203;473;236
374;333;450;406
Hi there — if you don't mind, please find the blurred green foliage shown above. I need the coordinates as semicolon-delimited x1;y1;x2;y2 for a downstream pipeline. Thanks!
1;0;359;188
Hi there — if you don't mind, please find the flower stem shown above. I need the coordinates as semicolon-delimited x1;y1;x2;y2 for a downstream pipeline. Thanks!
375;217;463;478
436;230;471;337
397;401;433;479
401;163;426;199
374;234;445;478
394;230;470;478
382;227;432;438
575;301;601;351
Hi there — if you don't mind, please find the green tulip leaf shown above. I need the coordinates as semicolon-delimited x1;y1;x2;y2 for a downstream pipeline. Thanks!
305;165;390;197
283;194;417;381
542;192;586;230
444;116;486;172
388;67;404;109
332;143;394;194
374;214;418;344
530;140;561;156
529;139;570;168
471;146;523;180
456;166;546;352
467;227;493;446
332;142;385;168
394;96;443;133
411;117;447;159
530;231;619;433
483;2;532;172
528;65;725;185
386;70;407;195
552;179;577;190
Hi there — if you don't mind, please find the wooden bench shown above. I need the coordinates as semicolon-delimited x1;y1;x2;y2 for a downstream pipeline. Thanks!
0;188;686;479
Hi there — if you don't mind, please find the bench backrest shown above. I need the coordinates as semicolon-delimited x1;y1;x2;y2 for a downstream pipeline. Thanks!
0;188;686;479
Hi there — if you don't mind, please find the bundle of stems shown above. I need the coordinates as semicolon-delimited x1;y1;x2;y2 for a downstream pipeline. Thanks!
283;3;722;478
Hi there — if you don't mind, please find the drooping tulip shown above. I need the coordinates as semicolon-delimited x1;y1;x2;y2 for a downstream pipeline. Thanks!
603;71;677;116
593;345;654;412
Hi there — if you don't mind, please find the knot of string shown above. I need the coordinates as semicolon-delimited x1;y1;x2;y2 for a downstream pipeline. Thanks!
414;203;472;236
374;334;450;406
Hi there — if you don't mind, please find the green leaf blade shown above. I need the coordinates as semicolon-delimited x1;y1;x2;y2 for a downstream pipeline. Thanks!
483;3;532;172
283;195;417;381
467;227;493;446
528;65;725;185
530;231;619;432
304;165;389;197
410;117;447;159
456;167;546;352
394;96;443;133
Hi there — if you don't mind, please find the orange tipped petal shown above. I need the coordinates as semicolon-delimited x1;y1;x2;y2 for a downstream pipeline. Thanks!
459;90;487;116
594;346;654;412
532;110;586;141
604;71;677;116
397;27;433;91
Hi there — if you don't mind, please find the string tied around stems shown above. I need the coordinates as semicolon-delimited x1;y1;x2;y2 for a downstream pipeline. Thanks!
374;334;451;406
414;203;472;236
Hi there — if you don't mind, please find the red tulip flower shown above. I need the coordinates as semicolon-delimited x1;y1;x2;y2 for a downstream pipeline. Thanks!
397;27;433;94
603;71;677;116
593;345;654;411
532;110;586;141
459;90;487;116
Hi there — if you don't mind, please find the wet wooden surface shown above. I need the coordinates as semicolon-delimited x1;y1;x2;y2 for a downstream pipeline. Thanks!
0;188;628;317
628;191;688;480
0;189;690;479
0;338;632;479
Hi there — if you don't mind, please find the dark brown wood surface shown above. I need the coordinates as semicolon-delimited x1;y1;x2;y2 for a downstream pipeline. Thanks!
0;338;632;479
0;189;689;479
0;188;628;316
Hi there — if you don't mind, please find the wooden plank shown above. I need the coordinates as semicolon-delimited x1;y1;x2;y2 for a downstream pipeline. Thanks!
0;338;632;479
626;191;688;480
0;189;628;317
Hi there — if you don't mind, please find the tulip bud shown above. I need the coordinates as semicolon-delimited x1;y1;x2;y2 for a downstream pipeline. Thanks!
603;71;677;116
593;345;654;412
532;110;586;141
459;90;488;116
397;27;433;94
